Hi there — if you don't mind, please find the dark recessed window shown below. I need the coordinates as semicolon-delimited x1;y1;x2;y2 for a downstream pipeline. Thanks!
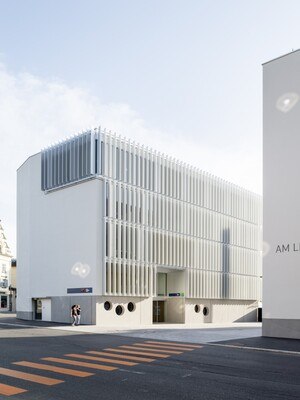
203;307;209;316
194;305;200;313
104;301;112;311
127;302;135;312
115;305;124;316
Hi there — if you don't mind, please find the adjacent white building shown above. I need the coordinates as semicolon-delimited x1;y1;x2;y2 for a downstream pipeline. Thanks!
17;129;262;325
263;50;300;339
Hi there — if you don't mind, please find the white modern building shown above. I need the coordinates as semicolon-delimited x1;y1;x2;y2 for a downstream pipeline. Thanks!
263;50;300;339
0;221;13;311
17;129;262;326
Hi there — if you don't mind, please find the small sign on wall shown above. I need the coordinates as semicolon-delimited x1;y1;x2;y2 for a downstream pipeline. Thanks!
67;287;93;294
168;292;184;297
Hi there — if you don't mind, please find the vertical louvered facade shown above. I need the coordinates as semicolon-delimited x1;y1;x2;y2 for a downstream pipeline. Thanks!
41;128;262;303
101;131;261;302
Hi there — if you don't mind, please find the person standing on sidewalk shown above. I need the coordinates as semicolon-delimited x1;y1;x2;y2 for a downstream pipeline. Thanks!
76;305;81;326
71;304;77;326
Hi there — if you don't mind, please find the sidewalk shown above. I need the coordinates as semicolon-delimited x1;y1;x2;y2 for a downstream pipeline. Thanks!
49;322;262;343
0;313;262;344
2;313;299;355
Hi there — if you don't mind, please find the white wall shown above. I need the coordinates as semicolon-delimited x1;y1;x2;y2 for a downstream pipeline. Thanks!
167;271;185;294
185;299;212;324
185;299;256;324
17;154;104;316
166;298;185;323
96;296;152;326
17;159;32;315
263;51;300;328
211;300;257;323
41;298;51;321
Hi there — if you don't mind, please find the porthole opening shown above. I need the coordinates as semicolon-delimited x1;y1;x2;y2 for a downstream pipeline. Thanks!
127;302;135;312
194;305;200;313
104;301;112;311
203;306;209;316
115;305;124;316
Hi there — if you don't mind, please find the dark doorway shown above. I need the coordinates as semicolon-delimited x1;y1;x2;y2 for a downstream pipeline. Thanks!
153;301;165;323
0;296;7;309
34;299;42;320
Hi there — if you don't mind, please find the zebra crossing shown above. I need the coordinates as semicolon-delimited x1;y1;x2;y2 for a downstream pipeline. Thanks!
0;340;202;397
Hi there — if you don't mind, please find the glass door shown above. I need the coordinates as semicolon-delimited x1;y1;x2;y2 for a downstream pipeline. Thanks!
153;301;165;323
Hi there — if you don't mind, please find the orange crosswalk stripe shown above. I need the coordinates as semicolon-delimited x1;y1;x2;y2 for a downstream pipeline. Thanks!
0;383;27;396
13;361;94;378
87;351;155;363
65;353;137;366
42;357;117;371
0;367;63;386
130;344;183;354
145;341;202;349
135;343;194;351
105;347;169;358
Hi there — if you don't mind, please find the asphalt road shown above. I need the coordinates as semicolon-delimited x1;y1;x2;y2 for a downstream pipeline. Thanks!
0;317;299;400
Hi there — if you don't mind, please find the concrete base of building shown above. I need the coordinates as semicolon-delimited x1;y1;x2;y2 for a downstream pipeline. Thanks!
16;296;259;326
186;299;257;324
262;318;300;339
17;311;34;320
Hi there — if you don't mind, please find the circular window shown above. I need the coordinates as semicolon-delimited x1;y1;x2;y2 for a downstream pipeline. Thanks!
115;305;124;316
194;305;200;313
104;301;112;311
203;306;209;316
127;302;135;312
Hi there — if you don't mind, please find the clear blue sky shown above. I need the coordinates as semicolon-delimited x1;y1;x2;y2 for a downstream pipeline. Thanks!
1;0;300;253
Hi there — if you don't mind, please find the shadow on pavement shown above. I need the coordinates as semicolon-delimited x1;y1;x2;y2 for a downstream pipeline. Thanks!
215;336;300;352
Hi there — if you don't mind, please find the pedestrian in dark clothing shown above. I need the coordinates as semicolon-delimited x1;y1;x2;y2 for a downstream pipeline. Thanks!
71;304;77;326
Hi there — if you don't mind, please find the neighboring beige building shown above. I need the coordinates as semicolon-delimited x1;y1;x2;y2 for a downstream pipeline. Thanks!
0;221;13;311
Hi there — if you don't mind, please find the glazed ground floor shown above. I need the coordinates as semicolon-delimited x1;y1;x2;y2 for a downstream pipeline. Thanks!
16;296;259;326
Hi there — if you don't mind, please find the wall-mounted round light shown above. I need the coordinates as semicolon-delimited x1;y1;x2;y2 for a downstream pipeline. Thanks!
276;92;299;113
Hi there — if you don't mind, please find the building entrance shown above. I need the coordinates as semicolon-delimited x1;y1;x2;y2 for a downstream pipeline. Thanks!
153;300;165;323
33;299;42;320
